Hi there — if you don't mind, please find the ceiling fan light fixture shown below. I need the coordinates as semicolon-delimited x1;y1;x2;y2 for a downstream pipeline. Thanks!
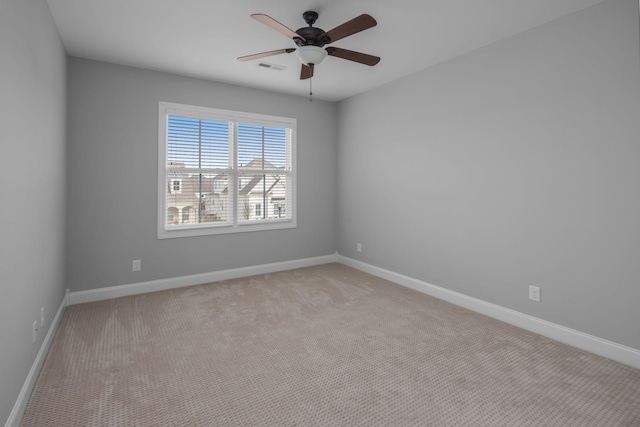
296;45;327;66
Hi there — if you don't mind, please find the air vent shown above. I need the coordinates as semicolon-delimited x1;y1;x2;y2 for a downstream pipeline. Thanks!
257;62;286;71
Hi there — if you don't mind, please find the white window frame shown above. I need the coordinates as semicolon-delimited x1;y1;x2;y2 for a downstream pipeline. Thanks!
158;102;297;239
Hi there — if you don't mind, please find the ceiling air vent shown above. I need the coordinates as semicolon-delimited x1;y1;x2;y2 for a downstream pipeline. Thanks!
257;62;286;71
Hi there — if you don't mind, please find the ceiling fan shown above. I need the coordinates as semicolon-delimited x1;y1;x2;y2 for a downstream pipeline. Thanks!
238;11;380;80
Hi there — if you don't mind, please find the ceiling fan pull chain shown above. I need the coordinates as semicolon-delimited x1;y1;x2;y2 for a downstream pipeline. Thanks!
309;77;313;102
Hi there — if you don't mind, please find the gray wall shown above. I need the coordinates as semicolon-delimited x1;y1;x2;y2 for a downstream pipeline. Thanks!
66;58;338;292
0;0;67;423
338;0;640;349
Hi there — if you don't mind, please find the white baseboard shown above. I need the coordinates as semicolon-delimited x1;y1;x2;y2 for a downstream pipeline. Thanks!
62;252;640;370
69;254;339;305
5;290;68;427
338;255;640;370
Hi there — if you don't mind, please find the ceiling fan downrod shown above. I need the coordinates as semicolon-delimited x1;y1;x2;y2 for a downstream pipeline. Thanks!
303;11;318;27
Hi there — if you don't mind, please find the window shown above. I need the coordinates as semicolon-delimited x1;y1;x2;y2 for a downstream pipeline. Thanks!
273;202;286;218
158;102;296;238
167;207;178;224
169;178;182;194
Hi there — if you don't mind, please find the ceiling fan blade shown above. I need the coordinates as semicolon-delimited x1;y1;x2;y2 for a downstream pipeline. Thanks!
251;14;306;41
300;64;314;80
319;14;377;44
326;47;380;66
237;48;295;62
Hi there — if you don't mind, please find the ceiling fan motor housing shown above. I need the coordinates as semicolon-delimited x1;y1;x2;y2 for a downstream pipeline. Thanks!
294;27;327;47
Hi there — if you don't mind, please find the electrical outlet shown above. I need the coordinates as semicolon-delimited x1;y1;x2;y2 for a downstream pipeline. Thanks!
529;285;541;302
40;307;45;327
357;243;362;253
132;260;141;271
32;321;38;343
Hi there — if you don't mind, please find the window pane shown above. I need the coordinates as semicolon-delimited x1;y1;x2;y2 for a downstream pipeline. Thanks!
237;124;287;169
166;173;230;225
238;173;290;222
168;115;229;169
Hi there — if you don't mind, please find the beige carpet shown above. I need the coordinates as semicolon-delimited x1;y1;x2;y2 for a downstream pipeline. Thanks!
22;263;640;426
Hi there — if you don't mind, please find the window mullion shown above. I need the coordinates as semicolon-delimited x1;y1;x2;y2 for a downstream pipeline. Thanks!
231;121;238;226
198;120;203;224
262;126;266;220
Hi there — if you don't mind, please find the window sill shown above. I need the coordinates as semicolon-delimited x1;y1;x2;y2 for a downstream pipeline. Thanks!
157;220;296;239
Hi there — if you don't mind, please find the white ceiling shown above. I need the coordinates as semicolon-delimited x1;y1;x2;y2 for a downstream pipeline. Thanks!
47;0;607;102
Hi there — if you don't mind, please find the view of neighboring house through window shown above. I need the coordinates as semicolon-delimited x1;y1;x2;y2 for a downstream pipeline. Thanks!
170;179;182;194
273;202;286;218
158;102;296;238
